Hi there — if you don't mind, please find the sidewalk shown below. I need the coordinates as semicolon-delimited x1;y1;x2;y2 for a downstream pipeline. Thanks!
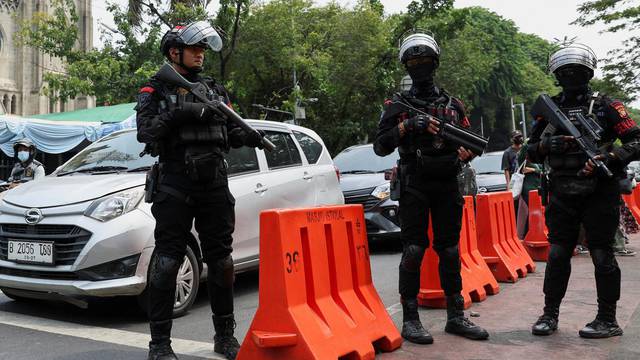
379;236;640;360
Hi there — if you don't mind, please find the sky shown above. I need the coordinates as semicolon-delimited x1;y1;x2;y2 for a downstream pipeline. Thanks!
92;0;638;106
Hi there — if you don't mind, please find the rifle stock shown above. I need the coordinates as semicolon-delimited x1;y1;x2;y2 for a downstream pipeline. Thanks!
155;63;276;152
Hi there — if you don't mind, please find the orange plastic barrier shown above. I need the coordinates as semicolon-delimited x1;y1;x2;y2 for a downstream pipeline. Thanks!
418;196;500;309
237;205;401;360
523;190;550;261
476;191;536;282
623;186;640;224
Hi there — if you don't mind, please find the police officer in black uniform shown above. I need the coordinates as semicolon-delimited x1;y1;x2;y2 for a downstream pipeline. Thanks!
136;21;265;360
374;32;489;344
529;42;640;338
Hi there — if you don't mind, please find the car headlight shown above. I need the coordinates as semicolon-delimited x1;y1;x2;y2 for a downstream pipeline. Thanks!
76;254;141;281
84;188;145;222
371;183;391;200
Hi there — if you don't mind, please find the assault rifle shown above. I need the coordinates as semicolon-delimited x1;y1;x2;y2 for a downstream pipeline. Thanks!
530;94;612;178
384;96;488;156
156;63;276;152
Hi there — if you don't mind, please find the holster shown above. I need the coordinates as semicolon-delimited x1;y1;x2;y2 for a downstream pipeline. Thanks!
145;163;159;203
390;160;402;201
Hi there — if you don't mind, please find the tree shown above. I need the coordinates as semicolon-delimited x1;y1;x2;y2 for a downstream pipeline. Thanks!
574;0;640;98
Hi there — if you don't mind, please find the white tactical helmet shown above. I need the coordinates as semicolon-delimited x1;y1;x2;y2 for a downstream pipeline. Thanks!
548;42;597;74
399;33;440;64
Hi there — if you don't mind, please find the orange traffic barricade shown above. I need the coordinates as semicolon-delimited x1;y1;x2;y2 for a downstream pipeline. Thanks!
523;190;550;261
237;205;401;360
418;196;499;309
476;191;536;282
623;186;640;224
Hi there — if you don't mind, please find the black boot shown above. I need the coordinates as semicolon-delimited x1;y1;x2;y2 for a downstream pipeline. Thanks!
532;304;559;336
444;294;489;340
148;320;178;360
579;301;623;338
213;314;241;360
400;298;433;344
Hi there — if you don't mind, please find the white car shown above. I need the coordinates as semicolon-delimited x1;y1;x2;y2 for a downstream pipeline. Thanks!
0;120;343;315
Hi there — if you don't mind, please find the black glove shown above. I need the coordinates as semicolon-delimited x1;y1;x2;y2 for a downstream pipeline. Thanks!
244;130;266;149
402;115;429;133
540;135;573;154
172;101;224;122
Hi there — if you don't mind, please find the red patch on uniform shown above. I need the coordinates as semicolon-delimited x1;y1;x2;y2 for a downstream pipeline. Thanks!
174;26;185;30
460;116;471;128
139;86;155;94
614;119;636;135
611;101;629;118
384;99;393;106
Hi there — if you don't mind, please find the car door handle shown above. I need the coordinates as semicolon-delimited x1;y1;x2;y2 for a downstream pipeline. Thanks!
254;183;269;194
303;172;313;180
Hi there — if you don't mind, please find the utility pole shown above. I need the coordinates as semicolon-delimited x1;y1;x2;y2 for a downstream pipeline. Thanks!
518;103;527;138
480;116;485;137
510;97;516;131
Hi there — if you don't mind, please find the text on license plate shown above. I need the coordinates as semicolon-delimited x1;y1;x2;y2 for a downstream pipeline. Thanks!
7;241;54;265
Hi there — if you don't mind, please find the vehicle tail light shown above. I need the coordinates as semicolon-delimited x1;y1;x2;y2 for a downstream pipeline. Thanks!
334;165;341;183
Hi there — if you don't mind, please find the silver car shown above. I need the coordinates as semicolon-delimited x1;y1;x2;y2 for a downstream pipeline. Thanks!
0;120;343;315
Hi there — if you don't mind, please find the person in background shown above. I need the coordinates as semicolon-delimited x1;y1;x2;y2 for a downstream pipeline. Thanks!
7;138;45;187
503;130;524;188
515;142;543;238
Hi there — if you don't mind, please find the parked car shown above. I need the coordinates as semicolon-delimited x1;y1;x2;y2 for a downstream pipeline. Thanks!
470;151;507;193
333;144;400;240
628;160;640;182
0;120;343;315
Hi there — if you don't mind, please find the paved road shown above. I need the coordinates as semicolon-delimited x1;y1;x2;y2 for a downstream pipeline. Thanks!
2;238;640;360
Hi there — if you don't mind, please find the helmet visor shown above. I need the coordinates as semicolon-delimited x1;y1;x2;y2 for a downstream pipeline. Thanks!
178;21;223;52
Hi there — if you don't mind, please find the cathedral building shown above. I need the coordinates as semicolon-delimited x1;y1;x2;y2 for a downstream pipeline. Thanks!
0;0;94;116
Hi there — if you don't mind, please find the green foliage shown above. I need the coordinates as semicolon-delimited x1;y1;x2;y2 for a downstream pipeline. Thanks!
574;0;640;97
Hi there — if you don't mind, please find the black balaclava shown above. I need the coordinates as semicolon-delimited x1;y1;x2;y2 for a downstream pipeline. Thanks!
555;65;593;104
406;56;438;96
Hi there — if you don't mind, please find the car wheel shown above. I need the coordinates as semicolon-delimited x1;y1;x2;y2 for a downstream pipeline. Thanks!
138;245;201;318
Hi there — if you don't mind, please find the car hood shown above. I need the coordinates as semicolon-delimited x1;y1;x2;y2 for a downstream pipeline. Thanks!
3;174;146;208
475;173;506;187
339;173;387;192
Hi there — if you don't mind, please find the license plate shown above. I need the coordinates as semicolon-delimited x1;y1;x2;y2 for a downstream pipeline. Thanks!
7;240;54;265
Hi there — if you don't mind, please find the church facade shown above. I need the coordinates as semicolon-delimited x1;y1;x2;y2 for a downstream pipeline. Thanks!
0;0;93;116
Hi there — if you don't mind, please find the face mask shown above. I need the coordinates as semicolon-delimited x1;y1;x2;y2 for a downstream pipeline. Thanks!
555;66;592;93
513;136;524;145
407;63;436;83
17;151;30;163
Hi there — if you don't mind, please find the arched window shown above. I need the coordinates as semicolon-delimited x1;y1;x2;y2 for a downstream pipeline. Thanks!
2;95;8;113
11;95;17;114
0;30;3;54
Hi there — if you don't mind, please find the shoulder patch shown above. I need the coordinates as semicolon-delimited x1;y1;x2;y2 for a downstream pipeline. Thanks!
139;86;155;94
611;101;629;119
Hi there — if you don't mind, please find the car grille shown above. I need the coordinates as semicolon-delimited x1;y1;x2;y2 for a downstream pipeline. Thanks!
478;184;507;193
0;224;92;266
343;187;381;211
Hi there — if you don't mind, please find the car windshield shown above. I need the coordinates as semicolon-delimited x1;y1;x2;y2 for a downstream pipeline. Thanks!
57;131;155;175
471;154;503;175
333;146;399;173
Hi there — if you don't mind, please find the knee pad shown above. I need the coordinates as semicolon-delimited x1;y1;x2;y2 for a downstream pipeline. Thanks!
149;254;181;290
400;244;426;273
435;245;460;262
208;255;235;288
590;248;619;275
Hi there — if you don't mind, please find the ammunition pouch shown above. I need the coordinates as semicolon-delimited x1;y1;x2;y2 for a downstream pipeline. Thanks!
416;151;460;180
184;149;225;182
178;123;227;145
145;163;160;203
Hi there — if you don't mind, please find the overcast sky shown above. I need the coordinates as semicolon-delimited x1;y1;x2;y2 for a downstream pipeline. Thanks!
93;0;637;106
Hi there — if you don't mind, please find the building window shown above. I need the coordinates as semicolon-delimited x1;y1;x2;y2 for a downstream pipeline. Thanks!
0;30;3;54
11;95;16;114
